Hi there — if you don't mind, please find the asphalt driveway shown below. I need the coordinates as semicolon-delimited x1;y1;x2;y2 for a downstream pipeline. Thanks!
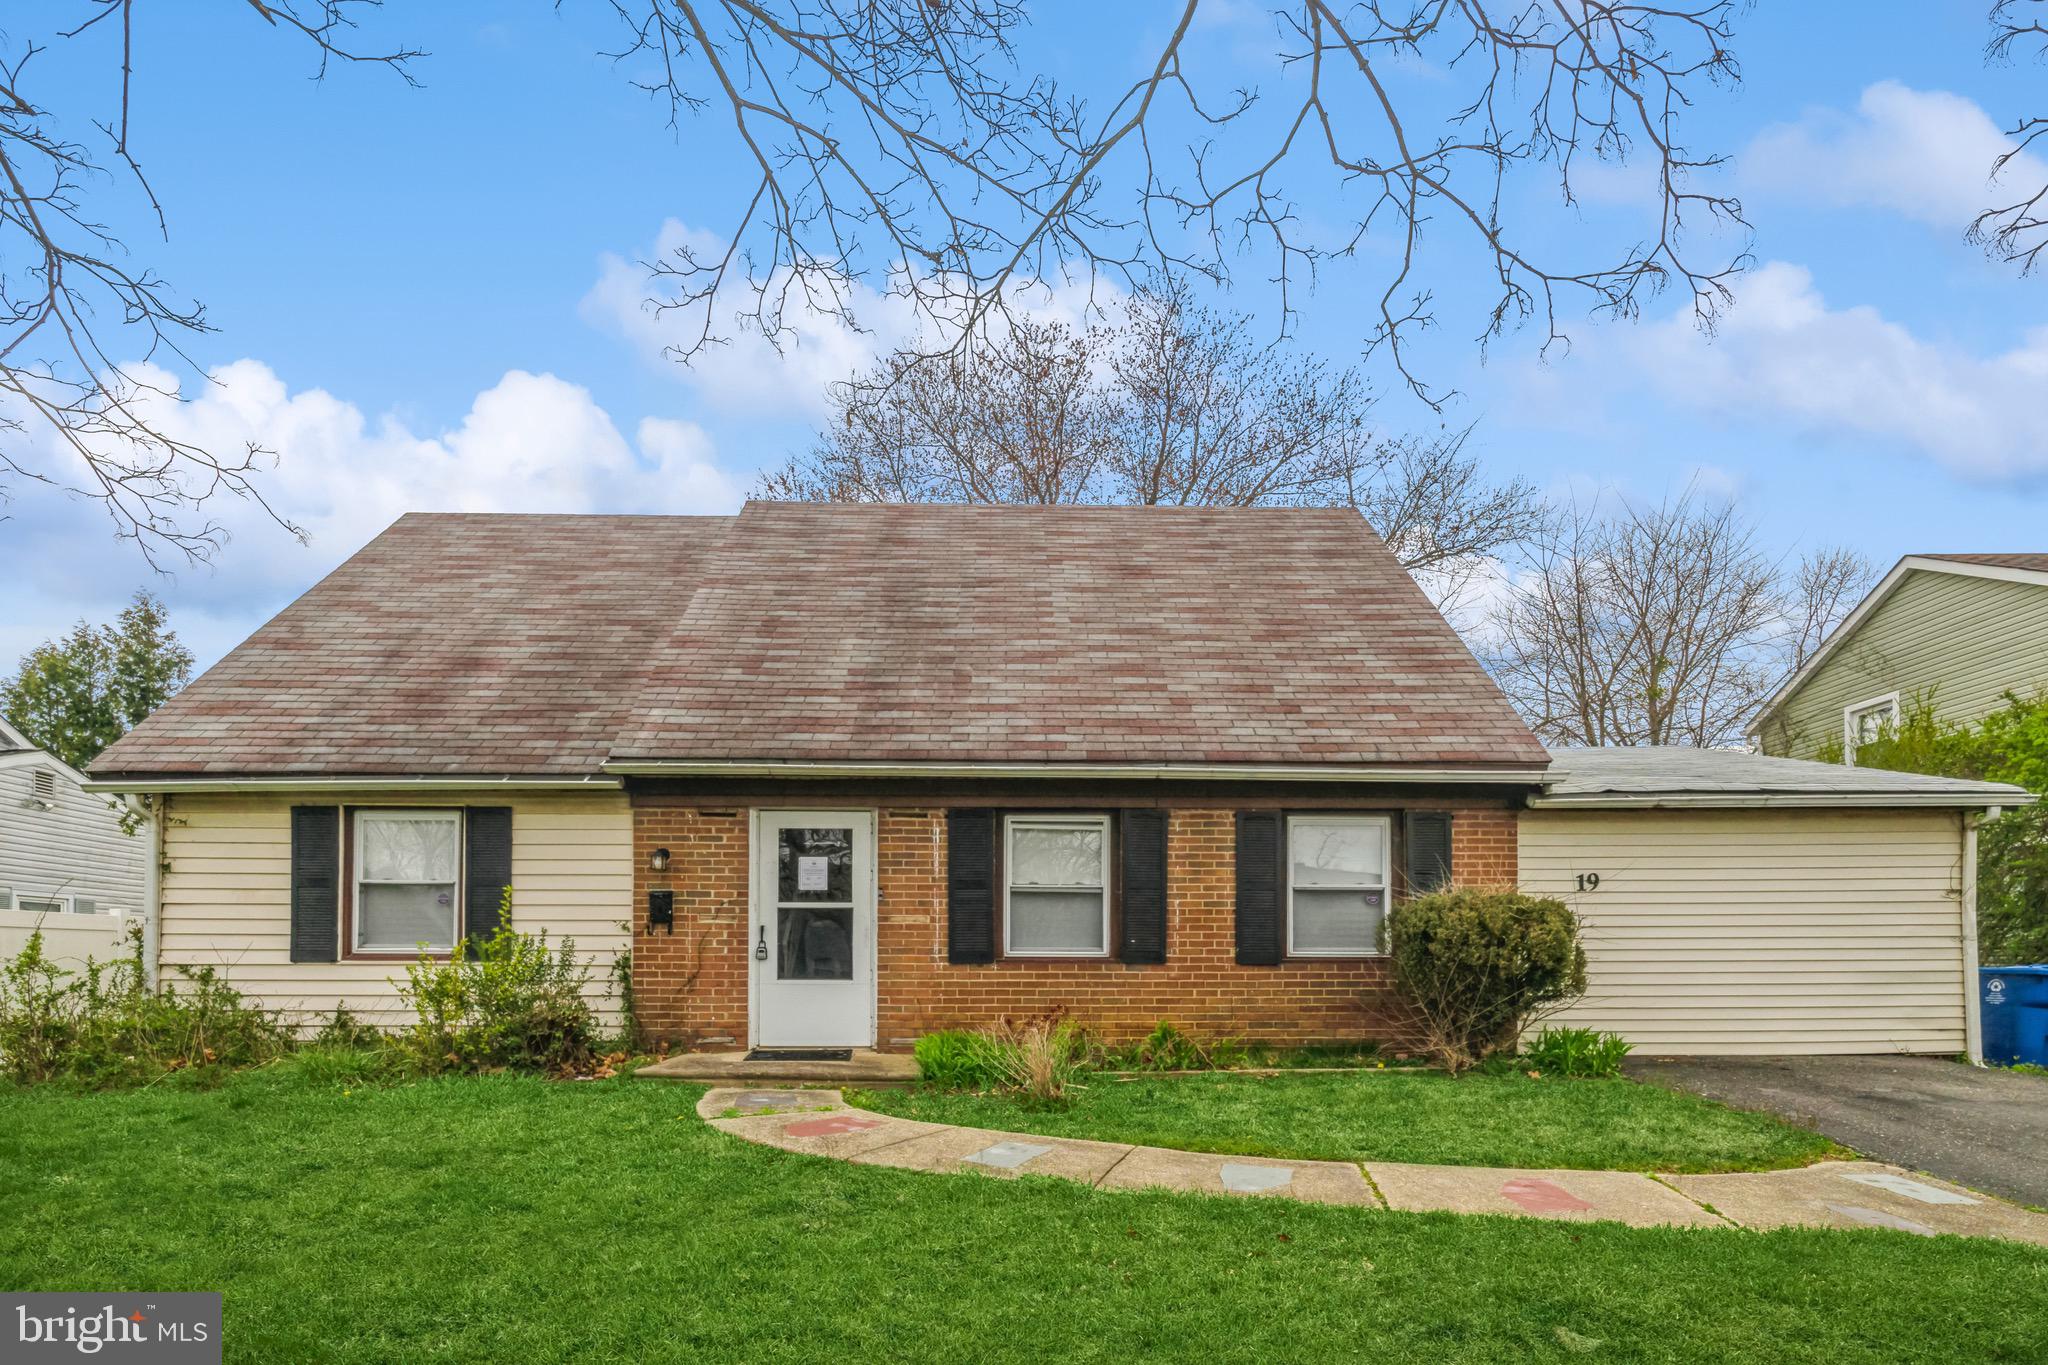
1626;1054;2048;1208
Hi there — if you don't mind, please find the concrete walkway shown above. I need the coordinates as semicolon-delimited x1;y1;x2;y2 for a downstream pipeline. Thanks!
696;1087;2048;1245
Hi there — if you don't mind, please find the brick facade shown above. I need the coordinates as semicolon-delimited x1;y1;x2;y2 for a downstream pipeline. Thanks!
632;794;1519;1051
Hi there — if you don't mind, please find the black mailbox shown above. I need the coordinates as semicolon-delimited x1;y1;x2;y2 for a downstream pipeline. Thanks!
647;890;675;934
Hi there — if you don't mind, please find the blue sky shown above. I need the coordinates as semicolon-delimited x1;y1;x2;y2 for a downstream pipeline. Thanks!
5;2;2044;673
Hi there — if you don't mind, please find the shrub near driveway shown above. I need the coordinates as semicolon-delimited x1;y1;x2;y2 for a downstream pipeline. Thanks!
854;1070;1841;1173
1;1069;2041;1364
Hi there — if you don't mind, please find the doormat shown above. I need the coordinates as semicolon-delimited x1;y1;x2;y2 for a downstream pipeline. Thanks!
745;1048;853;1062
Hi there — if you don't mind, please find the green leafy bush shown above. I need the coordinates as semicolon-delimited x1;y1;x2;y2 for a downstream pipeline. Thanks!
1105;1020;1249;1072
396;910;601;1075
913;1029;1005;1089
1385;888;1587;1075
1521;1026;1632;1079
0;927;290;1087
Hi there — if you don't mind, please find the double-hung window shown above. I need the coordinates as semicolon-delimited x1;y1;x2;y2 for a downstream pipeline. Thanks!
354;809;462;954
1004;814;1110;957
1287;815;1391;956
1843;693;1900;764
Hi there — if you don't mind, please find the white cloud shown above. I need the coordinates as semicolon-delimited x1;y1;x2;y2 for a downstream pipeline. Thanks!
580;219;1129;419
5;359;744;665
1615;260;2048;480
1744;81;2048;229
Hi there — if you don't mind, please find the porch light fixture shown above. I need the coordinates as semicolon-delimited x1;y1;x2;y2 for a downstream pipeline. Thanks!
649;847;671;874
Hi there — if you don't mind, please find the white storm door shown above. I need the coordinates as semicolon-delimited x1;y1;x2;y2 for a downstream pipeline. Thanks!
752;811;876;1049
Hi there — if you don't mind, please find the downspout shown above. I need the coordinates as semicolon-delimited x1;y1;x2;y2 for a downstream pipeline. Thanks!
1961;807;1992;1066
143;794;164;990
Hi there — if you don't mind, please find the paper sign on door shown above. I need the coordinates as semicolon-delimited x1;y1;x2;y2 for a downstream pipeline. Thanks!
797;856;829;892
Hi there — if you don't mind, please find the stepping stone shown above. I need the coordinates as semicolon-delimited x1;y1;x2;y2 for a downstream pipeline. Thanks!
1840;1172;1978;1205
1501;1177;1594;1215
695;1086;846;1120
847;1126;1132;1183
965;1141;1055;1171
783;1114;884;1138
1827;1204;1937;1236
1664;1162;2048;1246
1220;1162;1294;1193
1368;1162;1717;1228
1101;1147;1375;1205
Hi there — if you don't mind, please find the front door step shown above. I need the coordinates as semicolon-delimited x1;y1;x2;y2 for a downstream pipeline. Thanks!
636;1048;921;1086
747;1048;853;1063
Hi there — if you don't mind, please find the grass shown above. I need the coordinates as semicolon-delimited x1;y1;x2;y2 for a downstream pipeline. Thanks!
850;1070;1844;1173
3;1064;2042;1363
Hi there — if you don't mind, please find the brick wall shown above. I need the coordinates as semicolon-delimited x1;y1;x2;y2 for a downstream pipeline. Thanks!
631;797;1519;1051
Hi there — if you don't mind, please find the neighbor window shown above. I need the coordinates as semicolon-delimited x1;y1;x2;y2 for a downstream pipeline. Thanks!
0;886;11;910
1004;814;1110;957
1844;693;1900;764
353;809;461;954
1287;816;1391;957
17;895;69;916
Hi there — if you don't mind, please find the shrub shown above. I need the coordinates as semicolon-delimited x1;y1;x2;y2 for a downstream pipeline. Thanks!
396;911;601;1075
1385;887;1587;1075
1111;1020;1248;1072
0;927;290;1087
979;1012;1088;1109
1521;1026;1632;1079
914;1029;1005;1090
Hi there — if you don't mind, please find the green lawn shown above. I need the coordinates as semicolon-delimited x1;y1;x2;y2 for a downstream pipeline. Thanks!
850;1070;1841;1173
3;1066;2041;1363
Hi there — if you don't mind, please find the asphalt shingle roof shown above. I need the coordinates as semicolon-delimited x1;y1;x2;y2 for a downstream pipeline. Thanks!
91;503;1548;779
1916;553;2048;574
92;513;732;777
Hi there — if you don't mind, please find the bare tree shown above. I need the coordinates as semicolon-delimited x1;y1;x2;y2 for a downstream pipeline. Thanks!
757;286;1547;594
1485;489;1864;748
1974;0;2048;272
0;2;418;565
605;1;1751;406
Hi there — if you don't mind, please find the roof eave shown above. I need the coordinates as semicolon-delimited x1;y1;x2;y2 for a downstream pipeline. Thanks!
1529;790;2018;810
81;774;625;795
603;758;1549;784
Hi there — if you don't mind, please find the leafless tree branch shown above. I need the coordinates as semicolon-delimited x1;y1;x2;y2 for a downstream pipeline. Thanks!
0;2;419;567
1973;0;2048;273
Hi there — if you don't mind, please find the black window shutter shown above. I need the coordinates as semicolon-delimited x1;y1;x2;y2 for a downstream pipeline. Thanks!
289;805;340;963
947;809;997;964
1234;811;1284;966
464;807;514;953
1118;809;1168;964
1405;811;1453;895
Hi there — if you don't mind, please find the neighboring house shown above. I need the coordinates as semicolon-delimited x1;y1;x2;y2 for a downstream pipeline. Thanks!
1750;554;2048;761
0;716;148;966
86;506;2018;1057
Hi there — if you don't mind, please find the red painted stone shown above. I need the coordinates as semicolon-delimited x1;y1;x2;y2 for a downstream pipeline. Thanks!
1500;1178;1594;1214
782;1115;884;1138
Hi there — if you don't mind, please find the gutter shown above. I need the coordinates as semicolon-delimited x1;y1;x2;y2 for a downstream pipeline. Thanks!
1528;791;2022;810
600;759;1550;785
1962;808;1994;1066
82;774;625;795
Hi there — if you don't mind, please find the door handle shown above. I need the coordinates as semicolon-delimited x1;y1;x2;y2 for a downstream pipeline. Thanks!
755;925;769;962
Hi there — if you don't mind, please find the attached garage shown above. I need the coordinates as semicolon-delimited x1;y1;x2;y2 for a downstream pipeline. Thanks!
1521;749;2024;1059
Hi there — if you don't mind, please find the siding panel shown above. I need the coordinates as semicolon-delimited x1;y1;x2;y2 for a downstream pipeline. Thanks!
160;791;631;1028
1763;570;2048;756
1521;808;1967;1055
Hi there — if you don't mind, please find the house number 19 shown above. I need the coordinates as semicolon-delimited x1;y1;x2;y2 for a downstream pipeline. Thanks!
1575;873;1601;892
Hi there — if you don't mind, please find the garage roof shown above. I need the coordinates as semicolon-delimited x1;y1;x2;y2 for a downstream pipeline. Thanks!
1534;747;2027;809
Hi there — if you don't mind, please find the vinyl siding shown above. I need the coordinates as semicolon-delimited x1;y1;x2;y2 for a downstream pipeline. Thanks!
160;791;631;1028
1520;808;1967;1055
0;754;147;968
1761;569;2048;757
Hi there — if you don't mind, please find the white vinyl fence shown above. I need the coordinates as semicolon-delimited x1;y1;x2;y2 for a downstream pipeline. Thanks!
0;907;135;971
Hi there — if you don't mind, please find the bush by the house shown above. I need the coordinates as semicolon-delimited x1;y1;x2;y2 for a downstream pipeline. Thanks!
396;910;601;1075
0;927;291;1087
1520;1025;1632;1079
915;1013;1087;1107
1385;887;1587;1076
1108;1020;1249;1072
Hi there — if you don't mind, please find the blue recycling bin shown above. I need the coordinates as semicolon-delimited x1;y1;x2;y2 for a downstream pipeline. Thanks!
1980;965;2048;1067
